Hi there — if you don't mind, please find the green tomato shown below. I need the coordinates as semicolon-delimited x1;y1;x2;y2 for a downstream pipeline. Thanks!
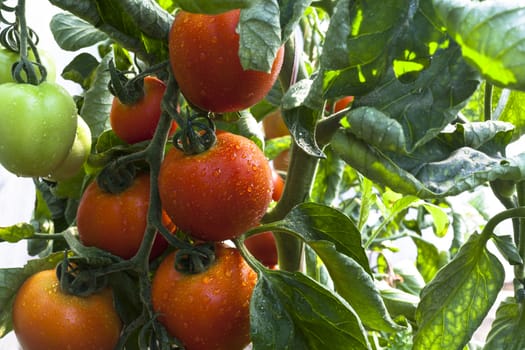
0;47;56;83
47;116;92;181
0;82;77;177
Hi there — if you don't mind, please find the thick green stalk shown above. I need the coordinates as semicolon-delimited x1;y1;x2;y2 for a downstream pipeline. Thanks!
514;181;525;282
263;33;319;272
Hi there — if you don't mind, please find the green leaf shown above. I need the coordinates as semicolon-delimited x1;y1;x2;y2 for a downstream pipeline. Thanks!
0;223;35;243
484;297;525;350
492;234;522;266
264;136;291;161
311;146;346;206
433;0;525;91
498;90;525;141
421;203;449;238
318;0;413;97
239;0;282;72
250;269;370;350
61;53;100;89
264;203;401;332
173;0;257;14
357;176;374;232
378;283;419;323
412;236;445;283
80;52;113;138
278;0;313;42
0;252;65;337
50;12;108;51
282;80;324;158
216;110;265;150
413;233;505;349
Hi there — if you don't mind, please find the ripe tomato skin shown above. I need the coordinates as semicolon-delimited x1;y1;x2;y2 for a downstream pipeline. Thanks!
151;243;257;350
326;96;354;113
12;269;122;350
169;9;284;113
77;173;171;260
109;76;176;144
159;132;273;241
245;232;278;268
271;168;285;202
0;82;77;177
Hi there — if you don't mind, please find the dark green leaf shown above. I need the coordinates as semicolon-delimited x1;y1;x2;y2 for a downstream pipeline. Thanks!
0;252;65;337
311;146;346;206
278;0;313;42
50;13;108;51
173;0;257;14
282;79;324;158
264;203;401;332
318;0;412;97
433;0;525;91
239;0;282;72
61;53;100;89
250;269;370;350
485;297;525;350
80;53;113;138
0;223;35;243
414;233;505;349
492;234;522;266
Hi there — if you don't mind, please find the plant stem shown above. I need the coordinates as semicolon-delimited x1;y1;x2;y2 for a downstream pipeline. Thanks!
261;34;320;272
514;181;525;281
484;82;493;121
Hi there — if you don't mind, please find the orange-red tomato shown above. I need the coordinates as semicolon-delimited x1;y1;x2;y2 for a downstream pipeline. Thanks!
12;269;122;350
271;168;285;202
262;109;290;172
151;243;257;350
77;173;173;259
326;96;354;113
159;132;273;241
245;232;278;268
110;76;176;144
169;9;284;113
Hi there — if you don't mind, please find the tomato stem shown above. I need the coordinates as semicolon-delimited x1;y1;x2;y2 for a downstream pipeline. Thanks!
514;182;525;284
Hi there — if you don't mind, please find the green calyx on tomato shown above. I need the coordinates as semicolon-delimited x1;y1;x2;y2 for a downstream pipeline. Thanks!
110;73;177;144
0;81;77;177
0;47;56;84
47;115;92;181
159;131;273;242
169;9;284;113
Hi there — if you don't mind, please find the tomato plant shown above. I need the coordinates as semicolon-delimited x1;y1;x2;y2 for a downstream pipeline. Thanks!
4;1;525;349
169;9;284;113
110;76;176;144
151;243;257;350
77;173;172;260
159;131;273;241
12;269;121;350
0;81;77;177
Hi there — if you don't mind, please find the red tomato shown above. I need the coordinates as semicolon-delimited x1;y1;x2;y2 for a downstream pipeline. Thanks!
159;131;273;241
151;243;257;350
12;269;122;350
245;232;278;268
169;9;284;113
77;173;173;259
271;168;285;202
109;76;176;144
326;96;354;113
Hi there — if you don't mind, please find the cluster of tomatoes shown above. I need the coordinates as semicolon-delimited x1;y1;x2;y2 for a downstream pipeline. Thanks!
10;9;286;350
